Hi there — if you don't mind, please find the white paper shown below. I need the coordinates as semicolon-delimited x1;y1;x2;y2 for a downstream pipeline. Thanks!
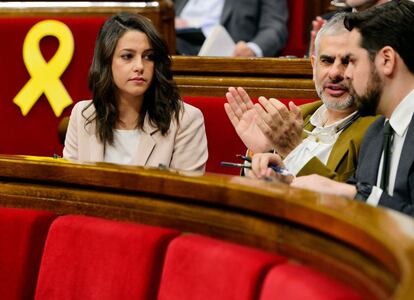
198;25;235;57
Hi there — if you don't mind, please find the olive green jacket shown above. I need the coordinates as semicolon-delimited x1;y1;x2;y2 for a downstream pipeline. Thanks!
297;101;378;182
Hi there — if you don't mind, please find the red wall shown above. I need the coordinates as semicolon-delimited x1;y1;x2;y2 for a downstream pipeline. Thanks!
0;17;104;156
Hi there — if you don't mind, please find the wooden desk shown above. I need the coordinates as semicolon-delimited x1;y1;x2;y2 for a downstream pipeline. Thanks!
0;155;413;299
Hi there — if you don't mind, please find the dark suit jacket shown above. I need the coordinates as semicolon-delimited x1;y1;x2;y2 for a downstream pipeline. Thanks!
348;116;414;216
174;0;289;57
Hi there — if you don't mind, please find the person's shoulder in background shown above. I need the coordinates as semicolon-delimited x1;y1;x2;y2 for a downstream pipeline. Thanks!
320;7;352;22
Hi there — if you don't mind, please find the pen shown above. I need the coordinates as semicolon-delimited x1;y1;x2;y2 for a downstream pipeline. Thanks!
221;155;294;177
220;162;251;169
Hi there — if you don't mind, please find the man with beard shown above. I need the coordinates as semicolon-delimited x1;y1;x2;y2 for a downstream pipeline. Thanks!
225;13;376;182
252;0;414;216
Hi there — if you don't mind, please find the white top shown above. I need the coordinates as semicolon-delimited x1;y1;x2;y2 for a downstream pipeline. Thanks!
283;105;358;176
180;0;224;37
179;0;262;57
104;129;140;165
367;89;414;206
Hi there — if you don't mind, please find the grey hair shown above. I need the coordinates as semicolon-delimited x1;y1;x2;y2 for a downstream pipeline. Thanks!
314;12;349;56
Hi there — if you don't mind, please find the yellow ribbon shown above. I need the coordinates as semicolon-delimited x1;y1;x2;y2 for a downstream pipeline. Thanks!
13;20;74;117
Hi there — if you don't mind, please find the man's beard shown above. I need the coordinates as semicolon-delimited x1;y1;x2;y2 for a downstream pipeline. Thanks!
317;82;355;110
320;92;355;110
351;66;383;117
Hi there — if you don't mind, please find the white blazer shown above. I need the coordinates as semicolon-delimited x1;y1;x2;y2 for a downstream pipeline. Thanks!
63;100;208;172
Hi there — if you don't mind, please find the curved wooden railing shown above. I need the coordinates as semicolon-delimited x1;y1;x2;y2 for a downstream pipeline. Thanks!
0;155;413;299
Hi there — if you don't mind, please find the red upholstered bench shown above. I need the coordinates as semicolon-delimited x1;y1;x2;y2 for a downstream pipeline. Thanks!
0;209;362;300
0;207;56;300
35;215;179;300
183;96;317;175
157;234;286;300
259;264;362;300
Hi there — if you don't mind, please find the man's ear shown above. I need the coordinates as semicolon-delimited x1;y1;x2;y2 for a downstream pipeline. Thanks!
310;55;316;80
310;54;316;68
378;46;396;76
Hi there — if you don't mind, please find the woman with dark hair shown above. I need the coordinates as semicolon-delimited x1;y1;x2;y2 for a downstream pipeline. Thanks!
63;12;208;171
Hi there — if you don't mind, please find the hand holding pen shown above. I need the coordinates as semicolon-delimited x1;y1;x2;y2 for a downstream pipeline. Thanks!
220;153;294;181
248;153;295;183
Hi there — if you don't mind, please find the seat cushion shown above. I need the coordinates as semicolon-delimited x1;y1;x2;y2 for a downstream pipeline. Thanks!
259;263;362;300
35;215;179;300
157;234;287;300
0;207;56;300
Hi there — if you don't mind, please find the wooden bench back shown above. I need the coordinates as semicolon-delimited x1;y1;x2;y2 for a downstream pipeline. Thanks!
172;56;317;99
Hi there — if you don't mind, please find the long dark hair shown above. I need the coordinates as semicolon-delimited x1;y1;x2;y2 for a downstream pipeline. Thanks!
85;12;181;145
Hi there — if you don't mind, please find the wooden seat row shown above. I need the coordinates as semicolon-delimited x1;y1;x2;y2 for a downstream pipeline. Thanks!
0;155;413;299
1;208;362;300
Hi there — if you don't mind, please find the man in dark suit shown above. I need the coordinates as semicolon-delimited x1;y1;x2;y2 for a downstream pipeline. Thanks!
252;0;414;217
174;0;288;57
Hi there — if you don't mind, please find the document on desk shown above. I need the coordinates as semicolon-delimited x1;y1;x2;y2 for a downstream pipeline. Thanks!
198;25;235;57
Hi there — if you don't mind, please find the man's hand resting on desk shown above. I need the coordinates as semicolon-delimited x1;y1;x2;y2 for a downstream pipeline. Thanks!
248;155;357;199
292;174;357;199
233;41;256;57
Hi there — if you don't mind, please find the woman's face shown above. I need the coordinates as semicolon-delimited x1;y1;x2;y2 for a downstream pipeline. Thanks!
111;30;154;103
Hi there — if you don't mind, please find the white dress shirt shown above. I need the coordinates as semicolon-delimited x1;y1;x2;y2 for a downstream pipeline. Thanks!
104;129;140;165
284;105;358;176
179;0;224;37
179;0;263;57
366;89;414;206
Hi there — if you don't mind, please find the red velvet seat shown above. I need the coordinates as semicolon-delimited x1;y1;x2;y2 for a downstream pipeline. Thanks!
282;0;307;57
34;215;179;300
259;263;362;300
0;207;56;300
157;234;286;300
183;96;245;175
183;96;317;174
